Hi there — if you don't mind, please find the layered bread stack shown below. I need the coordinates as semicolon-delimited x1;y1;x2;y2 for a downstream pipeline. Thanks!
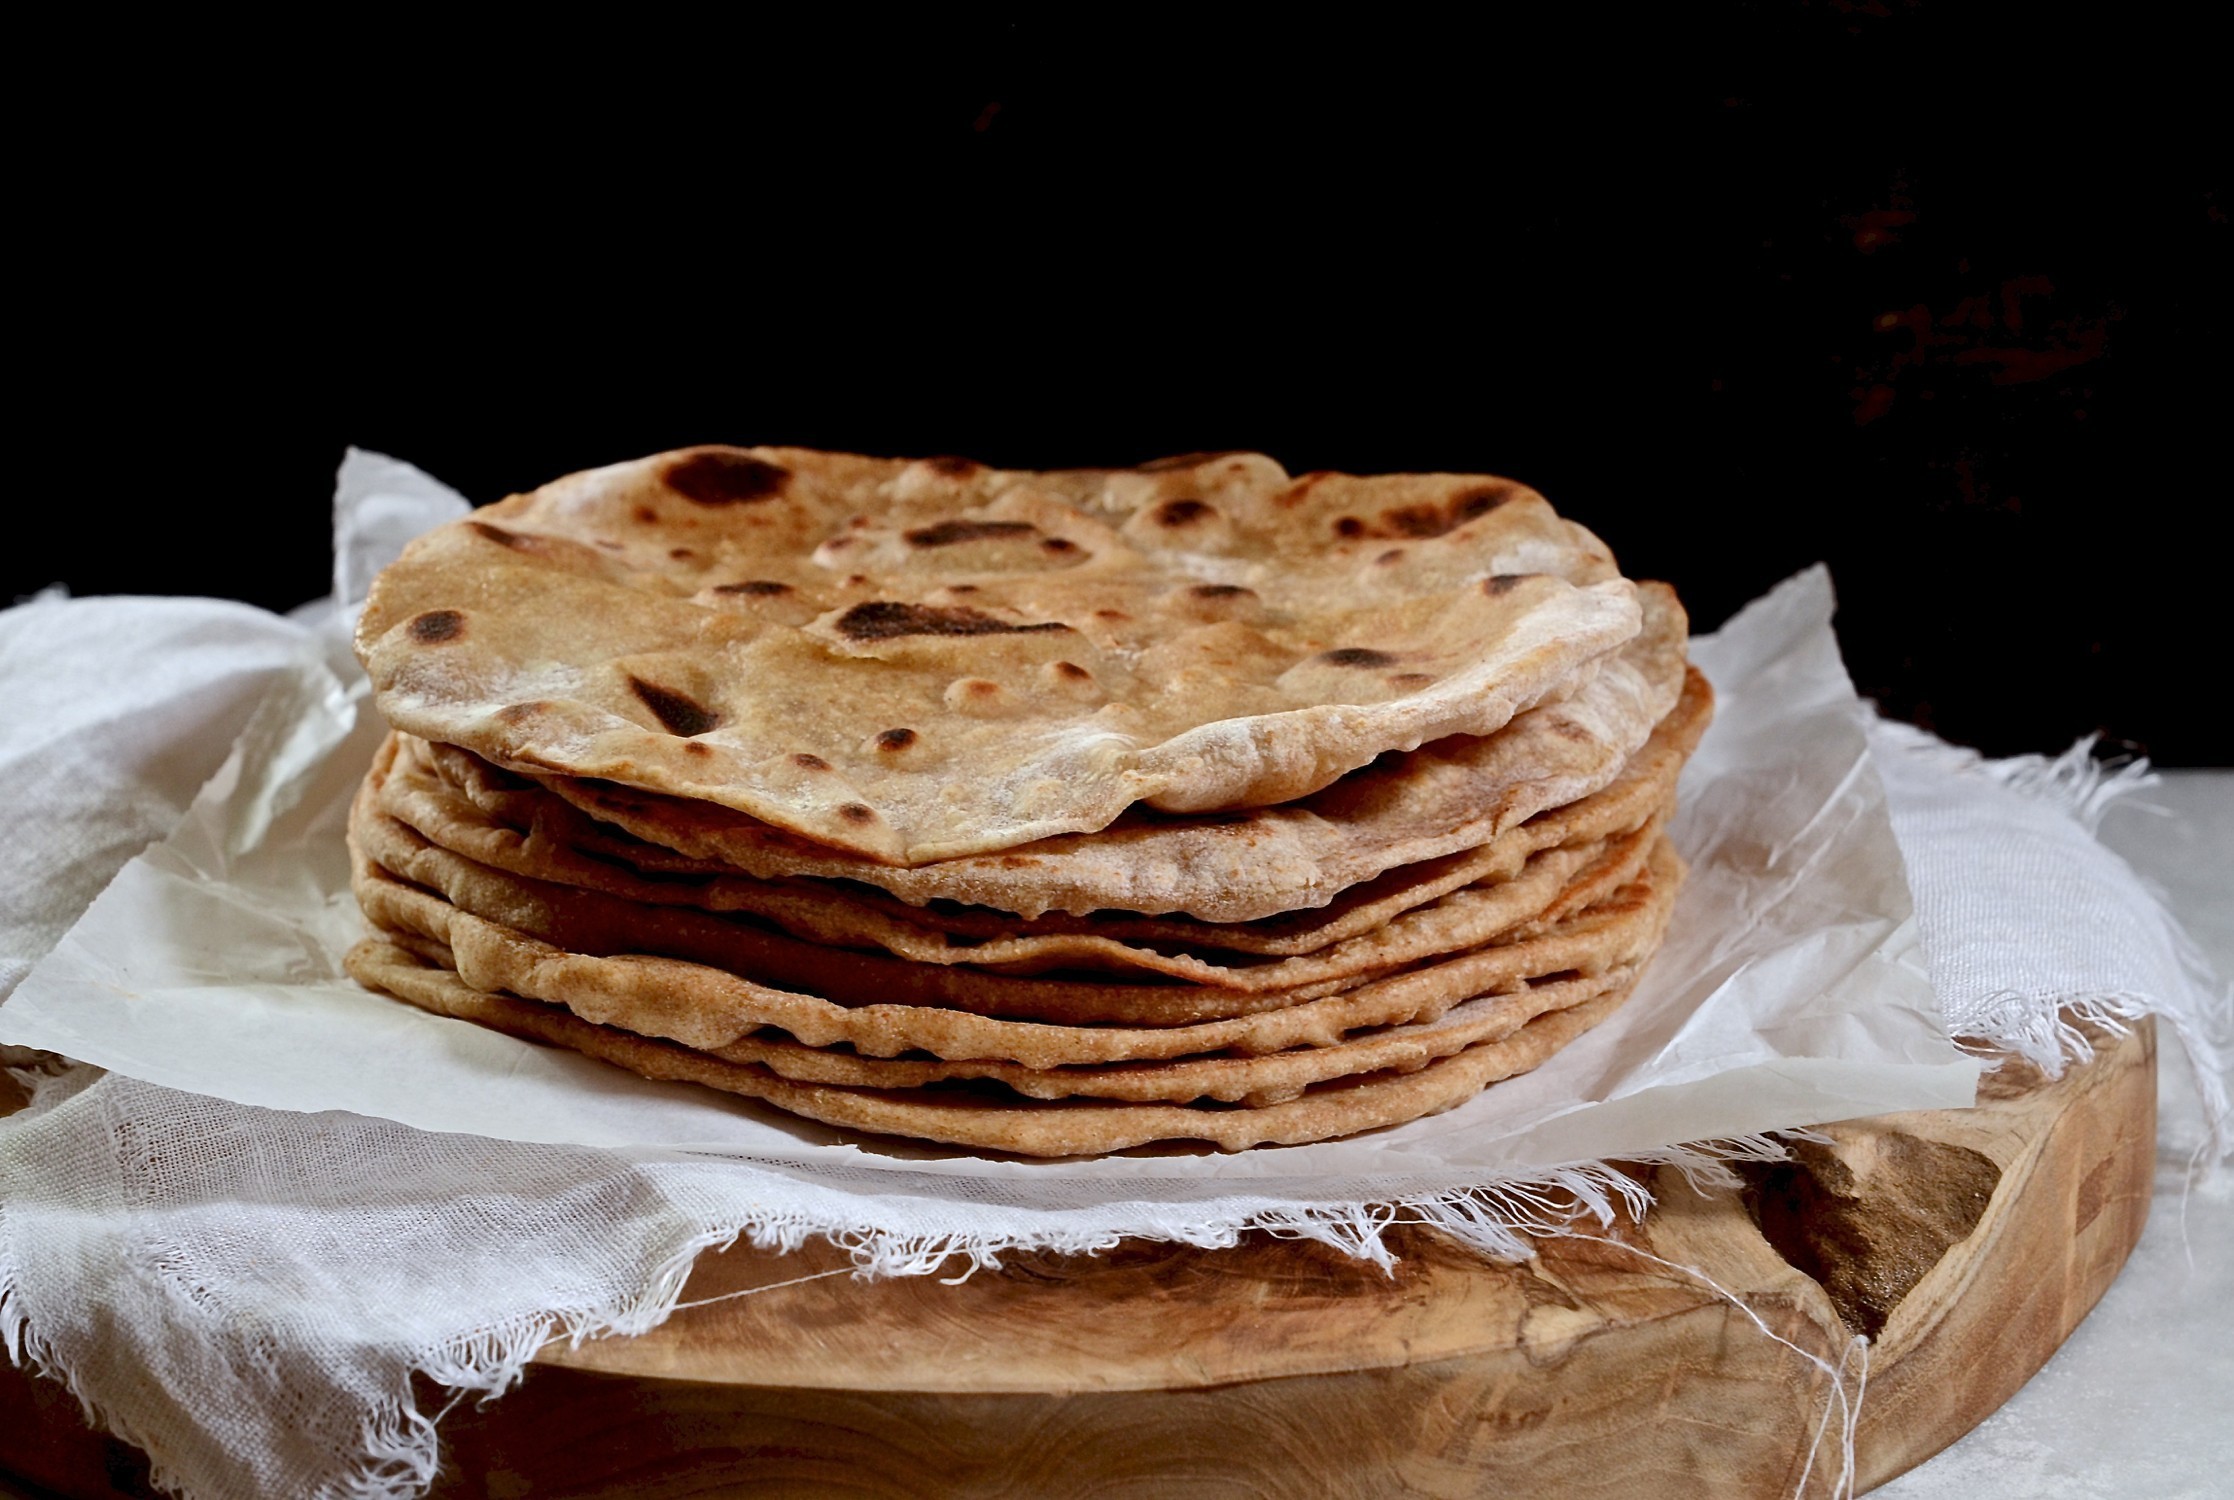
344;448;1710;1156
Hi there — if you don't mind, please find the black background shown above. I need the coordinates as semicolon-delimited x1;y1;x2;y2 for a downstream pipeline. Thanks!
17;10;2226;762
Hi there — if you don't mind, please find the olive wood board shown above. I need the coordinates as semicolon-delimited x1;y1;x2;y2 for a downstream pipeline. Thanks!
0;1019;2155;1499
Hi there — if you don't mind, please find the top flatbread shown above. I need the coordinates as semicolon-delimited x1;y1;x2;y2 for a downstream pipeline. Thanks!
356;447;1641;863
426;585;1692;922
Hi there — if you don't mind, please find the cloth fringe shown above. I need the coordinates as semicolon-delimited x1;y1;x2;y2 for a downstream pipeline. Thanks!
1869;723;2162;833
1980;731;2163;835
1;1200;193;1500
292;1139;1798;1497
1988;741;2231;1164
285;1132;1817;1500
1880;727;2233;1164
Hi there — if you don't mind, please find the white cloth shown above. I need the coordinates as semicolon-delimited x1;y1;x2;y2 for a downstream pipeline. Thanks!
1869;723;2232;1153
0;592;311;1002
1;458;2224;1500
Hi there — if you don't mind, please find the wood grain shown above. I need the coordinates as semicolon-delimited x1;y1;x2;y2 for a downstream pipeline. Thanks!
0;1021;2155;1498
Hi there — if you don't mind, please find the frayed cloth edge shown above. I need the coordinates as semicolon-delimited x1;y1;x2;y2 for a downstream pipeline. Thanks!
305;1137;1800;1500
1875;726;2233;1163
1870;724;2161;836
0;1201;216;1500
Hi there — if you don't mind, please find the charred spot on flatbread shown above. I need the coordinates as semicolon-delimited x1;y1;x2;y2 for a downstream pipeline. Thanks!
408;610;465;643
905;519;1038;546
628;677;722;738
468;521;530;549
834;602;1075;642
664;451;790;505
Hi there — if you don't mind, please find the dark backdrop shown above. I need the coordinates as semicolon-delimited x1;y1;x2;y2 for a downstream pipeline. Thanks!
17;10;2226;762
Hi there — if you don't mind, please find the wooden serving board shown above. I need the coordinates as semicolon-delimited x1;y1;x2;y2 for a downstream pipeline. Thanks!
0;1021;2155;1499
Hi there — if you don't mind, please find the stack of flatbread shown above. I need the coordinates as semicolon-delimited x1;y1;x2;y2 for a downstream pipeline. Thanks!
344;448;1711;1157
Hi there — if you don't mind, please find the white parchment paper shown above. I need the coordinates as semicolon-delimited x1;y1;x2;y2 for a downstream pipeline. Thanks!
0;453;1978;1190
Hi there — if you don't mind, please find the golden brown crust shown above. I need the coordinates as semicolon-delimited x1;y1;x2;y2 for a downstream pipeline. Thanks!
361;735;1667;1002
408;601;1699;922
356;448;1645;864
347;802;1681;1069
343;937;1654;1156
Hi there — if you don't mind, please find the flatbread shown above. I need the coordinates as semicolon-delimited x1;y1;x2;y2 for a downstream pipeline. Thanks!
366;923;1637;1106
381;659;1701;973
349;839;1682;1067
356;447;1642;863
361;734;1664;1001
344;937;1648;1156
419;588;1695;921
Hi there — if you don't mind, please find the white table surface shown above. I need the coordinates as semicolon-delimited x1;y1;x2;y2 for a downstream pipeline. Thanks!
4;774;2226;1500
1875;770;2233;1500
